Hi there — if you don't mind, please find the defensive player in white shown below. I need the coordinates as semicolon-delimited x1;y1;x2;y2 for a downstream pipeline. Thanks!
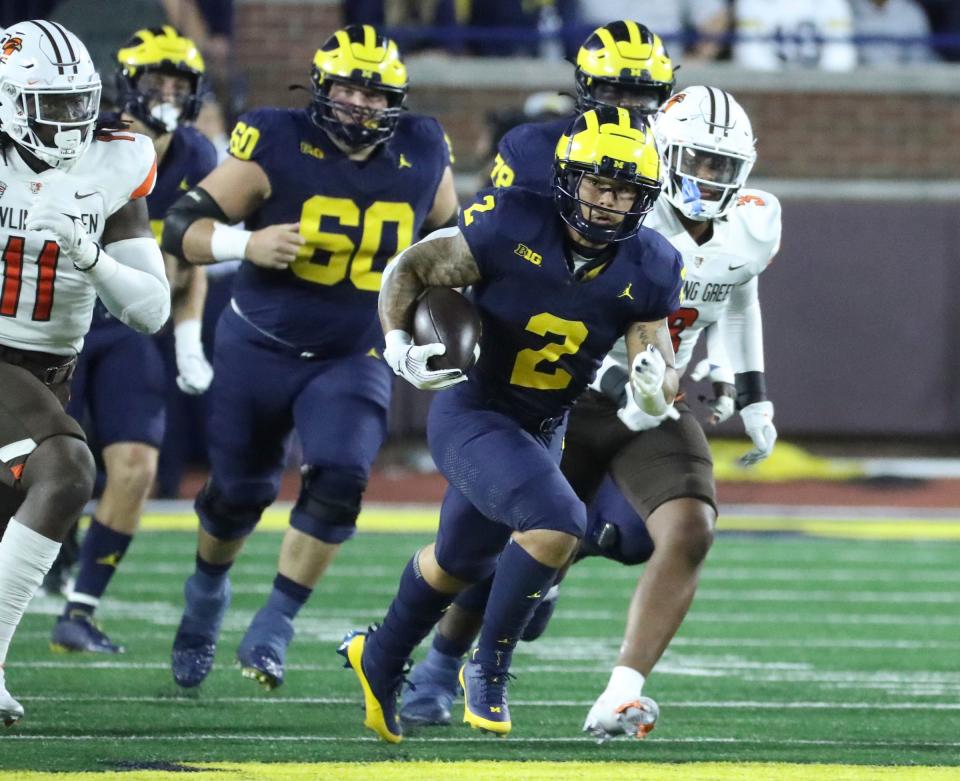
580;85;780;738
401;86;780;741
0;19;169;726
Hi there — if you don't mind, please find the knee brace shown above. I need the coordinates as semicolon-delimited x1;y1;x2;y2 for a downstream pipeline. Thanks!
289;465;365;545
195;480;270;541
583;518;655;566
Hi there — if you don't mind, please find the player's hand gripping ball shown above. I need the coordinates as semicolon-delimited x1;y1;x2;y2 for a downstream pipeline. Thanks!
413;287;481;372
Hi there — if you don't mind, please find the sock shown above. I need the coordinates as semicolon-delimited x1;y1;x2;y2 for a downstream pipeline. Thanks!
264;573;312;621
475;540;557;674
432;628;472;660
195;553;232;583
366;553;456;675
604;665;645;700
0;519;61;664
65;517;133;617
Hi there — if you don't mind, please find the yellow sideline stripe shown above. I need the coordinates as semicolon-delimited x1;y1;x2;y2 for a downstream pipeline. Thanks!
5;762;959;781
136;507;960;540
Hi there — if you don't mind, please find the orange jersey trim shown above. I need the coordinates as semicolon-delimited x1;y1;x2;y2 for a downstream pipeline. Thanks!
131;156;158;200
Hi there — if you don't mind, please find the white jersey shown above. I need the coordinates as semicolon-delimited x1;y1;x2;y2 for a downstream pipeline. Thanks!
0;131;156;355
610;189;781;372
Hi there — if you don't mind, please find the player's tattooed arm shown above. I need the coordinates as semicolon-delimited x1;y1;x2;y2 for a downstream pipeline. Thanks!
379;229;481;333
625;318;679;405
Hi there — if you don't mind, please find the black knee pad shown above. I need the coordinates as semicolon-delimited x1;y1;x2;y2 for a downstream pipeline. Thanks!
583;519;655;566
289;465;365;545
195;480;270;541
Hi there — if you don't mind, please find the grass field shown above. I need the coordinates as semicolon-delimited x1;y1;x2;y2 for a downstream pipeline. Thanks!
2;509;959;778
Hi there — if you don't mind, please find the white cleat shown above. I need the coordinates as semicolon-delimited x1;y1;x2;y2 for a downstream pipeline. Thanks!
0;668;24;727
583;694;659;743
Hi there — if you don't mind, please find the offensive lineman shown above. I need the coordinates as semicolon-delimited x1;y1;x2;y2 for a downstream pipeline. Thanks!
0;19;170;726
162;24;458;692
402;86;780;740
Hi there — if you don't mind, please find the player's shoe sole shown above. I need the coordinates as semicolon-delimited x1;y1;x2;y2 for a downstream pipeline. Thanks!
239;658;281;691
459;659;511;736
338;631;402;744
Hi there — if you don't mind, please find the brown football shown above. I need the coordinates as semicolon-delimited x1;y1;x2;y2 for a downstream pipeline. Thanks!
412;287;481;372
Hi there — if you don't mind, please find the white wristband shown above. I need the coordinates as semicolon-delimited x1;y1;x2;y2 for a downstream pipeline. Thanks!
211;222;252;262
174;318;203;349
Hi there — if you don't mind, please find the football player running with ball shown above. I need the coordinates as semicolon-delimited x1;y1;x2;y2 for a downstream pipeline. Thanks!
402;86;780;740
340;106;684;743
163;25;458;692
0;19;170;726
48;26;218;654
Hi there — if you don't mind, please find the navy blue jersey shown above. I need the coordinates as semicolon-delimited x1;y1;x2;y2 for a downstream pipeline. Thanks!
229;108;451;356
460;187;683;423
92;124;216;328
490;115;572;196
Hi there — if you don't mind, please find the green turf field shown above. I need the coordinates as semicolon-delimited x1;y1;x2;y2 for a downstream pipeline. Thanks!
2;525;959;773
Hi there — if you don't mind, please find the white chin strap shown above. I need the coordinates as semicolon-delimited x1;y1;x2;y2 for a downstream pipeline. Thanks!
150;102;181;133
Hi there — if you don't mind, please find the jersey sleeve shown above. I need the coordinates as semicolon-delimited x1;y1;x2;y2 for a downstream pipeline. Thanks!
458;187;511;279
101;132;158;216
489;125;524;189
637;233;685;321
227;108;291;191
735;189;782;274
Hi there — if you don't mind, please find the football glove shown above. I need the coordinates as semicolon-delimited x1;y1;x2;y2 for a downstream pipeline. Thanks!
739;400;777;466
583;691;659;743
174;320;213;395
629;345;668;416
617;385;679;432
384;329;466;391
688;359;736;424
26;182;100;270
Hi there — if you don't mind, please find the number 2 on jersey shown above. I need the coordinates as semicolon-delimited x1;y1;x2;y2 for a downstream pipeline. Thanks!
511;313;588;390
0;236;60;322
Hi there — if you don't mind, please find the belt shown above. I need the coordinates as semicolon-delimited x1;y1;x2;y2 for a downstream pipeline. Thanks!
0;344;77;386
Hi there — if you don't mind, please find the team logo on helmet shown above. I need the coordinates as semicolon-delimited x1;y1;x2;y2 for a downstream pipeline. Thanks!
0;37;22;60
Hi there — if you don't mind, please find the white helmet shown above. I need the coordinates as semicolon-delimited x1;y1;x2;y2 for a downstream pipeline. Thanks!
653;86;756;221
0;20;101;169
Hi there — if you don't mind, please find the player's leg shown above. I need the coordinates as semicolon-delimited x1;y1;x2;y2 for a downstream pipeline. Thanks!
584;401;716;740
171;315;295;688
341;483;509;742
52;330;165;654
0;362;94;725
238;354;392;690
402;389;622;724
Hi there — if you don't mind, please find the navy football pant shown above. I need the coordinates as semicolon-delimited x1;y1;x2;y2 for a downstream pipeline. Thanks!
199;307;391;544
428;381;586;583
68;323;167;449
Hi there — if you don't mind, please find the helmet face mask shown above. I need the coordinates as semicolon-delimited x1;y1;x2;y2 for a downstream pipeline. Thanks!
310;25;407;152
553;107;662;245
654;86;757;222
0;21;101;169
574;21;675;117
116;26;205;136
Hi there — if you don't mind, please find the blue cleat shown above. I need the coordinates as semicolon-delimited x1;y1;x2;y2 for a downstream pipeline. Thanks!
521;584;560;642
460;650;513;736
50;611;125;654
171;572;231;689
236;607;294;691
400;647;461;727
338;629;404;743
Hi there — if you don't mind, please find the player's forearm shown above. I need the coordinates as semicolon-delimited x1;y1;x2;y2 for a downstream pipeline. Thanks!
164;188;250;266
172;264;208;324
87;238;171;333
378;252;426;334
721;279;765;375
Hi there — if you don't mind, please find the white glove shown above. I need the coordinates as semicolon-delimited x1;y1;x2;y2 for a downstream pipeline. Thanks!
26;186;99;270
739;400;777;466
688;359;736;424
629;345;668;416
583;690;659;742
617;386;679;432
383;329;466;391
588;354;625;394
174;320;213;395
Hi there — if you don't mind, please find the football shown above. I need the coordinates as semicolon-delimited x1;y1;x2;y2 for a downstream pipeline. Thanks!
412;287;481;372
